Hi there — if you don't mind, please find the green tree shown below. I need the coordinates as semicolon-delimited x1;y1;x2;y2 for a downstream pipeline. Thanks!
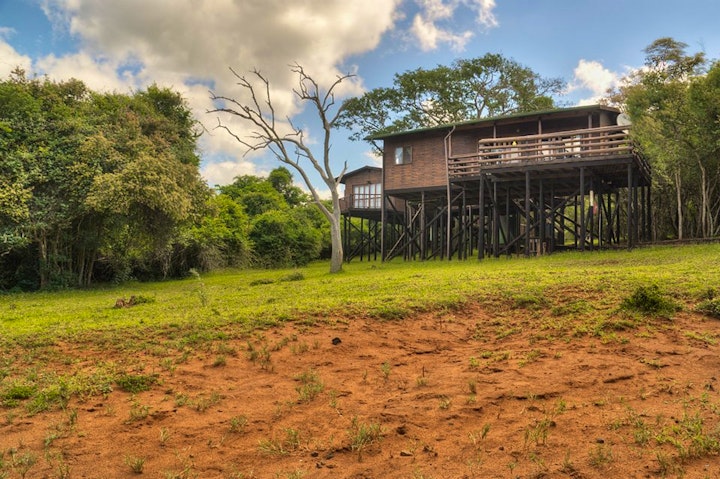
268;166;308;206
338;53;564;153
249;210;321;268
615;38;719;240
0;72;208;289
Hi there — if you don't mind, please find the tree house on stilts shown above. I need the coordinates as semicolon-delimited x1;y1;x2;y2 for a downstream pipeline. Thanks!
340;105;651;261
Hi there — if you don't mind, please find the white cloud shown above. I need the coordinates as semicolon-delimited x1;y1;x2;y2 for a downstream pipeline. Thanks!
201;159;261;188
0;35;32;78
475;0;498;29
364;149;383;167
411;0;498;51
569;59;621;104
31;0;402;185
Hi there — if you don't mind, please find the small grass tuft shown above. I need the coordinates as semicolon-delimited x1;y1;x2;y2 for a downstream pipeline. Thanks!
348;417;383;461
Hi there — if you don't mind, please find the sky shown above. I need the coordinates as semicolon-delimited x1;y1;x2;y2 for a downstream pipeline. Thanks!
1;0;720;195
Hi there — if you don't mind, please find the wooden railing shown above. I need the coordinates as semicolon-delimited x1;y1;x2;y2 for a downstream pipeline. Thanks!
448;125;643;179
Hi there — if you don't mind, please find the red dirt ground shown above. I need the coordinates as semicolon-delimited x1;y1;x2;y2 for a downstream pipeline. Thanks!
2;305;720;478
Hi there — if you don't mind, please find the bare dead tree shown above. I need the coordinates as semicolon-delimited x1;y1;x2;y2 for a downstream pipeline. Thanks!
209;64;353;273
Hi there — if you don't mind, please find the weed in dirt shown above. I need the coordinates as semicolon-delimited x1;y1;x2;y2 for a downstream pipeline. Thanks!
469;423;491;446
588;443;613;468
290;342;309;355
10;450;37;479
193;392;222;412
559;452;577;475
348;417;383;461
438;396;451;410
655;451;684;478
468;356;480;369
128;401;150;422
159;427;172;445
277;469;305;479
295;369;324;403
246;342;272;370
258;428;303;455
212;355;227;367
524;417;554;447
416;367;428;387
518;349;543;367
468;380;477;395
229;415;248;433
125;455;145;474
174;393;189;407
380;362;391;380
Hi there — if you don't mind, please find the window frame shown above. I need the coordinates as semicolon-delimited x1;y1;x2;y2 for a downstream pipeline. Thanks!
394;146;412;165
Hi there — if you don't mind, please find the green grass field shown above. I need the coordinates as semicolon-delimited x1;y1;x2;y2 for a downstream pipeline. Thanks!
2;243;718;343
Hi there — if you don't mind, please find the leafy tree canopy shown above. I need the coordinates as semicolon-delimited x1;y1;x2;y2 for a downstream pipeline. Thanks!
337;53;564;153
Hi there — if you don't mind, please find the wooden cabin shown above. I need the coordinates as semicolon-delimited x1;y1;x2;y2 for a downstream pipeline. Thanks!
341;104;651;261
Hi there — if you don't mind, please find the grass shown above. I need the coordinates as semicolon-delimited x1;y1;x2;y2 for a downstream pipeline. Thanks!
1;244;718;342
1;243;719;416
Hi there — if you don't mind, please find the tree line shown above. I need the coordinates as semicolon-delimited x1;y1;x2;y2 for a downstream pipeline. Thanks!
0;69;327;290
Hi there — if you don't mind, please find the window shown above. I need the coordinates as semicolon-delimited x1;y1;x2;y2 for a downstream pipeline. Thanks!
394;146;412;165
352;183;381;209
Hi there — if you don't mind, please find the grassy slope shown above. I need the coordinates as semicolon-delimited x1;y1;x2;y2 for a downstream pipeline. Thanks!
1;243;719;342
1;243;720;478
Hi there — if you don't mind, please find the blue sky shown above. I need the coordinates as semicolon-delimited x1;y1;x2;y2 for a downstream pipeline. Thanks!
2;0;719;195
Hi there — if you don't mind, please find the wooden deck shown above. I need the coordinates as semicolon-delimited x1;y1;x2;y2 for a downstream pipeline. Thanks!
447;125;650;187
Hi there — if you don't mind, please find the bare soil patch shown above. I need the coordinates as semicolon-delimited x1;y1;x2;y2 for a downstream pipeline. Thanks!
3;304;720;478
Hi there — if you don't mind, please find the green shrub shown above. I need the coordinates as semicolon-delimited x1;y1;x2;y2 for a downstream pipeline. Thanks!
116;373;158;393
621;285;680;317
697;298;720;319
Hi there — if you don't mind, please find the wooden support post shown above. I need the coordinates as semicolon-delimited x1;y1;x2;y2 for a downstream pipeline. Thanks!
505;186;511;257
420;191;426;260
580;167;586;252
550;184;556;253
627;164;634;249
478;175;485;260
525;170;531;257
380;194;386;261
647;182;653;242
539;178;545;255
493;181;499;258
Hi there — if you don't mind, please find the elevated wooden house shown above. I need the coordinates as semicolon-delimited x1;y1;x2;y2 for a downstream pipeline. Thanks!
340;104;651;261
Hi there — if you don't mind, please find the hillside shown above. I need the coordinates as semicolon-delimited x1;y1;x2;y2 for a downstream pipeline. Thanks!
1;245;720;478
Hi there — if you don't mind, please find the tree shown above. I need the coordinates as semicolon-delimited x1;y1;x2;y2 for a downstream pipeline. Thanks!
210;64;351;273
337;53;564;153
613;38;719;240
0;72;209;289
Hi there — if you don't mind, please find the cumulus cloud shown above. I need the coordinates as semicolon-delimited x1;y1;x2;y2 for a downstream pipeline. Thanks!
411;0;498;51
201;158;262;188
0;31;32;78
569;59;621;105
33;0;402;185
